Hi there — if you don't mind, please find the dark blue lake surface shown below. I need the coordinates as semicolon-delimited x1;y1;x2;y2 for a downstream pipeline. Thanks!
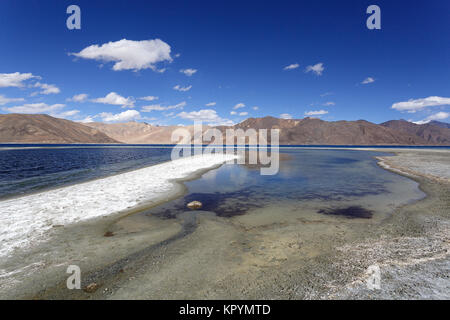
0;146;172;199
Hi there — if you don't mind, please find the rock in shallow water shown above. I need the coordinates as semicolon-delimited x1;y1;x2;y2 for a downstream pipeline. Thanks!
187;201;202;210
84;282;100;293
318;206;373;219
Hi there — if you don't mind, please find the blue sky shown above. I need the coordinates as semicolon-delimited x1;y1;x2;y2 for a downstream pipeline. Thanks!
0;0;449;125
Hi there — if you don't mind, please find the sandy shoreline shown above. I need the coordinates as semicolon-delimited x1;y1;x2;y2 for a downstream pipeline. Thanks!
376;150;450;184
323;149;449;299
1;148;449;299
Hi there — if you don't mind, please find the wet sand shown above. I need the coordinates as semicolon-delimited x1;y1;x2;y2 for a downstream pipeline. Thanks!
1;149;449;299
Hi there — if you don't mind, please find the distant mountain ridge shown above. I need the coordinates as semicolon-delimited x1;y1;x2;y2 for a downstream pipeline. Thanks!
429;120;450;129
381;119;450;145
217;117;450;145
0;114;118;143
0;114;449;145
84;121;209;144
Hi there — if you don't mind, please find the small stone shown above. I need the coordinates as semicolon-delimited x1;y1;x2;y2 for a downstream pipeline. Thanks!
84;282;99;293
104;231;114;237
187;201;202;210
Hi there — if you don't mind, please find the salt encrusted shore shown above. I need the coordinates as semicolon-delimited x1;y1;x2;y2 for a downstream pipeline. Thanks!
376;149;450;184
0;153;238;259
327;149;450;299
2;148;448;300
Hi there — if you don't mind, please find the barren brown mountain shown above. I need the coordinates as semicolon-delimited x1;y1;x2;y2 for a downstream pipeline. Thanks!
428;120;450;129
0;114;118;143
217;116;446;145
381;119;450;145
89;116;449;145
1;114;449;145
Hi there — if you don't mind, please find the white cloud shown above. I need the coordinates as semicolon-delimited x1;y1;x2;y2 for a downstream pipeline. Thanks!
0;72;39;87
280;113;292;119
3;103;65;114
100;110;141;122
173;85;192;92
141;104;165;112
52;110;80;119
59;110;80;117
180;68;197;76
305;63;324;76
205;102;216;107
427;111;449;121
283;63;299;70
139;96;158;101
233;103;245;110
323;101;335;106
230;111;237;115
392;96;450;112
141;101;186;112
78;116;95;123
177;109;234;126
71;38;172;71
0;73;60;95
413;112;450;124
92;92;134;107
252;106;259;110
320;92;333;97
67;93;88;102
164;101;186;110
305;110;328;116
33;82;60;95
0;95;25;105
362;77;375;84
239;112;248;116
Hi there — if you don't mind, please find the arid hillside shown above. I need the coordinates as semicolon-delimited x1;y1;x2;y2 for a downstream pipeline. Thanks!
0;114;119;143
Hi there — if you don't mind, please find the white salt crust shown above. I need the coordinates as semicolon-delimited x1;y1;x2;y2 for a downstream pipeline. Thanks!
0;154;238;259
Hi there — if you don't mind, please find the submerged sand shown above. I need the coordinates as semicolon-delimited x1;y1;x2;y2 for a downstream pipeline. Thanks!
0;149;448;299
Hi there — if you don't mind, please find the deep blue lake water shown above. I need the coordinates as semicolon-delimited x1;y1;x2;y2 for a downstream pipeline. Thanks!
0;146;172;199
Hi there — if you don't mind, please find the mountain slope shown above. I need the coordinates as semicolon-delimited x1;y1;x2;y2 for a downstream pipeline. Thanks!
0;114;119;143
381;119;450;145
220;116;434;145
428;120;450;129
